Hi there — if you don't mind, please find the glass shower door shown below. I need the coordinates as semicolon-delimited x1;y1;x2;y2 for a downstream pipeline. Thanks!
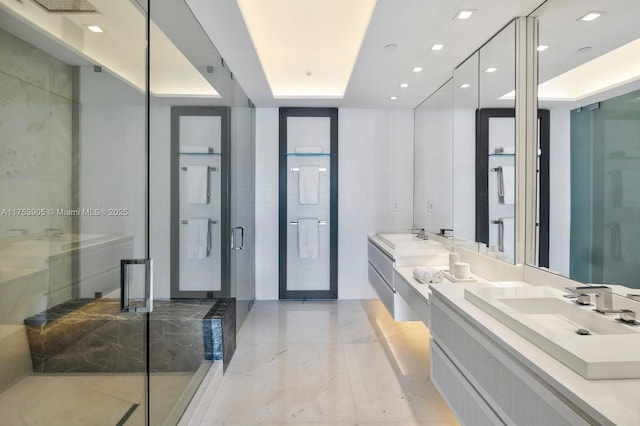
0;0;151;424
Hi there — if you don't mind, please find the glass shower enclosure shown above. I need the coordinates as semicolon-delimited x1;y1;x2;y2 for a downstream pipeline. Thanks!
0;0;243;423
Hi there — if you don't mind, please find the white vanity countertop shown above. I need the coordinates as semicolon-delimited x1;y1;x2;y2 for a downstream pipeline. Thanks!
430;282;640;426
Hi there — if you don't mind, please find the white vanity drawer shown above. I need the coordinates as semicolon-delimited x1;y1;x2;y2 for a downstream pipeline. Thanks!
367;240;394;288
368;262;395;317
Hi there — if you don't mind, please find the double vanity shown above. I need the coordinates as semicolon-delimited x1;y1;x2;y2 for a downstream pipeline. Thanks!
368;232;640;426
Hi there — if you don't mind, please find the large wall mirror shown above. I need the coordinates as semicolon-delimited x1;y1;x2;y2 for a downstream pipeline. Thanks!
531;0;640;292
452;21;519;264
414;79;453;236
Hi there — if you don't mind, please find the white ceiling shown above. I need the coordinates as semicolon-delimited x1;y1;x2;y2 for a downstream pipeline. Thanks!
185;0;544;108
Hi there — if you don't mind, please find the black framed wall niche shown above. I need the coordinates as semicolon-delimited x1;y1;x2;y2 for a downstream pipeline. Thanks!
170;106;231;299
475;108;550;266
279;107;338;299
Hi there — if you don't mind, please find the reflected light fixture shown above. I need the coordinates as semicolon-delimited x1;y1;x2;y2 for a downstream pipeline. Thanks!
86;25;103;33
413;66;423;72
400;83;408;88
579;12;602;22
455;10;475;20
431;43;445;51
537;45;549;52
484;67;497;73
459;83;471;89
390;96;398;100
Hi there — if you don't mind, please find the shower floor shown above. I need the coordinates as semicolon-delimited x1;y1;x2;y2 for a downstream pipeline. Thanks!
0;371;198;425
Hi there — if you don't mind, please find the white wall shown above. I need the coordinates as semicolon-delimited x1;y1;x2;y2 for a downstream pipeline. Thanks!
547;108;571;276
254;108;414;300
150;106;172;299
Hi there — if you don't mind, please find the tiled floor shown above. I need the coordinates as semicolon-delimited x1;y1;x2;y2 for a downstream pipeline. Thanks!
198;300;459;425
0;372;195;425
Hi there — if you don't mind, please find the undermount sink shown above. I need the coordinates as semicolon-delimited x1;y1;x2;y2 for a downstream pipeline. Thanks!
378;233;439;250
464;285;640;380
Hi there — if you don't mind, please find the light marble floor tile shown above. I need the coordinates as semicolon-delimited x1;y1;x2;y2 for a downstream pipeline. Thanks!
201;300;458;426
237;301;342;344
204;342;357;424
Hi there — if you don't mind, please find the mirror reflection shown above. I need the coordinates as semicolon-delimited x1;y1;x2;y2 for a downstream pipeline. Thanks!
452;52;479;248
532;0;640;291
452;21;518;264
413;79;453;237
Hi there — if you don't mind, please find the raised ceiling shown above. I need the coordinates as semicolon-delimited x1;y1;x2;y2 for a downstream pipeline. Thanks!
185;0;545;108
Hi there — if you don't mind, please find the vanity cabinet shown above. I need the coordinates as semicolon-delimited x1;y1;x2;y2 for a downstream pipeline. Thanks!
430;289;605;426
367;238;420;322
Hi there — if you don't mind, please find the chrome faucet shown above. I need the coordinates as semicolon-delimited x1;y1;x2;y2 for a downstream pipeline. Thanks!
417;228;428;240
565;285;617;313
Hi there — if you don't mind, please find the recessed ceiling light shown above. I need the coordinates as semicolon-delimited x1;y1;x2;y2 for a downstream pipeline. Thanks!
400;83;408;88
484;67;497;73
390;96;398;100
459;83;471;89
579;12;602;22
412;66;423;73
454;10;475;20
537;45;549;52
431;43;445;51
86;25;103;33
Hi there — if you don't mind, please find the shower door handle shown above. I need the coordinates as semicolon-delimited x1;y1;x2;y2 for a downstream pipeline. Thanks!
120;259;153;313
231;226;244;250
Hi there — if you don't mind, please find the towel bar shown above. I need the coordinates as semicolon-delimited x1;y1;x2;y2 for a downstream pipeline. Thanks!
290;167;327;172
180;166;219;172
290;221;327;225
180;219;218;225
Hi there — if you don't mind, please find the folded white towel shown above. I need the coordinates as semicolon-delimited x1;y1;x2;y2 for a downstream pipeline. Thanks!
413;266;443;284
187;165;209;204
295;146;323;154
187;218;210;259
298;218;319;259
502;165;515;205
181;145;212;153
298;166;320;205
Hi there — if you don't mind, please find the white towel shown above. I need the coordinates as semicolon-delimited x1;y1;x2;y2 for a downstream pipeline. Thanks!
298;166;320;205
187;166;209;204
412;266;443;284
181;145;212;153
502;165;515;205
295;146;323;154
187;218;210;259
298;218;319;259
